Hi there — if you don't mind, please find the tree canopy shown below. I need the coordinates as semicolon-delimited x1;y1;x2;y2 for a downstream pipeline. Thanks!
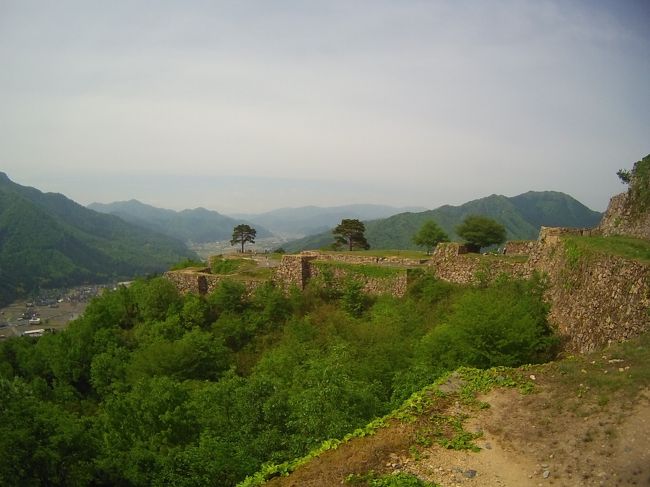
333;219;370;251
456;215;506;252
412;220;449;254
0;270;556;486
231;224;256;253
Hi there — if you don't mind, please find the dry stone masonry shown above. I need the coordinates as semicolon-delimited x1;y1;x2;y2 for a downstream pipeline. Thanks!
165;194;650;354
598;192;650;240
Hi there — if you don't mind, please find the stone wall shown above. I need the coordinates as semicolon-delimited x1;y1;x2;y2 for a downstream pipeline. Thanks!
300;251;427;267
164;269;264;296
598;192;650;240
273;254;411;296
273;255;317;290
309;263;409;297
528;237;650;352
504;240;537;256
425;243;531;285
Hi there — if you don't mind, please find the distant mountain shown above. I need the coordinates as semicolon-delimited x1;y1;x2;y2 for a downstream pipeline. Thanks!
0;174;198;305
88;200;272;243
284;191;602;252
232;204;427;237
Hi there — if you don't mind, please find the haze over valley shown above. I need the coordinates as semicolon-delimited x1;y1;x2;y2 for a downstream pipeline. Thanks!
1;2;649;486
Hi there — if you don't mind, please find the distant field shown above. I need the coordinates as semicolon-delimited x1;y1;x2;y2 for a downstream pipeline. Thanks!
0;300;87;338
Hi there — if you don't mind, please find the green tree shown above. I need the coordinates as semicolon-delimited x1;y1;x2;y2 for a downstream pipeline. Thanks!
456;215;506;252
230;224;256;253
412;220;449;254
333;219;370;251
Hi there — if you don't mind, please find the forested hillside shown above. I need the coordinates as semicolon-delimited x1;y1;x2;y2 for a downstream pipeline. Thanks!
0;173;197;305
88;199;272;243
285;191;602;251
0;271;557;486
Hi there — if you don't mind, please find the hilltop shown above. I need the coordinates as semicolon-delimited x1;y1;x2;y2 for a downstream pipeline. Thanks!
88;199;272;243
232;204;427;238
284;191;601;251
0;173;197;305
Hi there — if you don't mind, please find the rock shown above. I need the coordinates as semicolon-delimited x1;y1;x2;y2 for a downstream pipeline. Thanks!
464;469;477;478
543;470;551;479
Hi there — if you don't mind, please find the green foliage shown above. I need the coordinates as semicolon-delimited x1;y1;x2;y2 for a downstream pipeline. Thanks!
346;471;438;486
412;220;449;254
231;224;257;252
333;219;370;250
563;235;650;264
285;191;601;252
211;256;244;274
170;258;206;270
456;215;506;251
0;271;558;487
0;174;198;306
341;280;370;317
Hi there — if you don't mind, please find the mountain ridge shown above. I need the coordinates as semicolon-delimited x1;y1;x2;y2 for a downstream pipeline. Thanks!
88;199;272;243
231;204;428;237
284;191;602;251
0;174;197;305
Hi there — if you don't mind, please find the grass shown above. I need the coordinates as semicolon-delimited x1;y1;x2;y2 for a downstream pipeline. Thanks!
563;235;650;264
552;331;650;403
319;249;428;259
314;261;406;279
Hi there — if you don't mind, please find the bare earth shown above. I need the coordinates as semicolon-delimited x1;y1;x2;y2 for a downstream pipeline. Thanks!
406;387;650;487
271;348;650;487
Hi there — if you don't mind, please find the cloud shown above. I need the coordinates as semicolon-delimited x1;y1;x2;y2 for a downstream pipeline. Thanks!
0;0;648;212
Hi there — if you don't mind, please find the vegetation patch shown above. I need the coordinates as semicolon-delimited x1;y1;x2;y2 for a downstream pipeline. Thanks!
563;235;650;264
169;258;206;270
314;260;406;279
345;471;438;487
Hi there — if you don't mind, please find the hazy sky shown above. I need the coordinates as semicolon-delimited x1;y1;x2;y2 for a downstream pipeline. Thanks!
1;0;648;214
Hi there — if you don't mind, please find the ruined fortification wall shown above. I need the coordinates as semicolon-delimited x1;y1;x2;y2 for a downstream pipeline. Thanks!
273;254;410;296
164;269;264;296
426;243;531;285
528;238;650;353
598;192;650;240
504;240;537;256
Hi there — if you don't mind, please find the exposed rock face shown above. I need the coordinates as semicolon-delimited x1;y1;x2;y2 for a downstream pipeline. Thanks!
598;192;650;240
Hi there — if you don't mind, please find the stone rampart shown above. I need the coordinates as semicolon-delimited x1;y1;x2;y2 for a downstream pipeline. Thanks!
425;243;531;285
274;254;411;296
504;240;537;256
164;269;264;296
308;263;409;297
529;237;650;352
598;192;650;240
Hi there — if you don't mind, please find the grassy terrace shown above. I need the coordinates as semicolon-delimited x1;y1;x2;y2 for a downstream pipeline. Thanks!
313;260;406;278
563;235;650;264
316;249;428;259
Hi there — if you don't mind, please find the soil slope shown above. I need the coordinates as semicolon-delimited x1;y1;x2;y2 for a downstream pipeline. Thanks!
268;334;650;487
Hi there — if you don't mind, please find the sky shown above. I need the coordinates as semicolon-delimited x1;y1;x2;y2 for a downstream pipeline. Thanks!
0;0;648;214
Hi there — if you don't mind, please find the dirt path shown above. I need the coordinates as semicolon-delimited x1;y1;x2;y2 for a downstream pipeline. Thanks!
271;385;650;487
